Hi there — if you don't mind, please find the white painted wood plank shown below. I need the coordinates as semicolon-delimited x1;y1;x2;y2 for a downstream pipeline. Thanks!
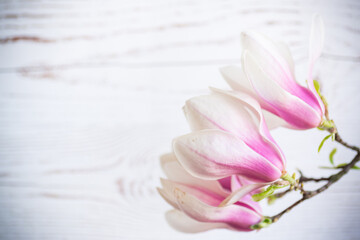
0;0;360;239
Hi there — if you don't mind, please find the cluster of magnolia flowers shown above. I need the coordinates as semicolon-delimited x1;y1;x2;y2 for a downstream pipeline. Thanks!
158;15;328;232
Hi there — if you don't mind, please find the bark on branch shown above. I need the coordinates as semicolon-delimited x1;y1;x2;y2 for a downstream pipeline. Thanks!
269;132;360;223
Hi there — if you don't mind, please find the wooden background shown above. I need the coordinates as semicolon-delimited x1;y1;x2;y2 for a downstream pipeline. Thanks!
0;0;360;239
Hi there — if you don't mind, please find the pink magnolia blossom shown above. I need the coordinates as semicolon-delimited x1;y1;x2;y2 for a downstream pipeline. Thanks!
158;153;263;232
220;15;325;129
173;89;286;184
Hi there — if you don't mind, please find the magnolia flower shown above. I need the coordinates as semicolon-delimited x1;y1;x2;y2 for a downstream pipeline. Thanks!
220;15;325;129
173;89;286;184
158;153;263;232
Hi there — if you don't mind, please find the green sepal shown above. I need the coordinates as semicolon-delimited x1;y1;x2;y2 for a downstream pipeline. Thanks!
251;217;272;230
329;148;337;165
318;120;335;130
281;173;295;184
252;183;288;202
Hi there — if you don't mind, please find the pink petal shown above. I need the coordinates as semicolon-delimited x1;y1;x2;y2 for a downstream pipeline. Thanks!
230;175;262;214
159;179;262;231
165;210;230;233
184;91;284;169
241;32;295;84
241;32;322;114
157;187;179;210
160;178;224;207
233;175;263;194
219;66;256;97
160;156;262;214
173;129;282;182
219;66;276;112
210;88;286;169
242;51;322;129
218;176;232;191
220;181;272;207
275;41;295;75
308;14;325;71
160;153;229;197
230;175;242;192
262;109;291;130
308;14;325;113
174;188;262;231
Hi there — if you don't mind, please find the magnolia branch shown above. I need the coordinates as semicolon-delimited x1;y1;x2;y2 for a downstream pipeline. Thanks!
268;132;360;223
334;132;360;152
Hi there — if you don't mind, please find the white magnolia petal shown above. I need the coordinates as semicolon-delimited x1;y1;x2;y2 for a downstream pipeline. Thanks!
242;31;322;114
165;210;229;233
210;87;286;168
308;14;325;113
173;129;282;182
158;180;261;231
160;153;228;197
242;50;289;104
219;66;274;111
231;175;242;192
157;187;179;210
220;41;295;88
219;182;272;207
161;178;226;207
219;65;256;95
275;41;295;75
262;109;292;130
241;31;295;90
183;102;215;132
242;50;322;129
309;14;325;65
184;91;261;140
174;188;261;231
229;175;262;214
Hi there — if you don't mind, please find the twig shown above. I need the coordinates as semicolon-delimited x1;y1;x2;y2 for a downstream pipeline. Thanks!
298;169;330;183
273;188;291;199
300;176;330;182
334;132;359;152
269;132;360;223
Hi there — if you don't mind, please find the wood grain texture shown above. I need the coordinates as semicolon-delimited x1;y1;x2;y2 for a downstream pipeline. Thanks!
0;0;359;239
